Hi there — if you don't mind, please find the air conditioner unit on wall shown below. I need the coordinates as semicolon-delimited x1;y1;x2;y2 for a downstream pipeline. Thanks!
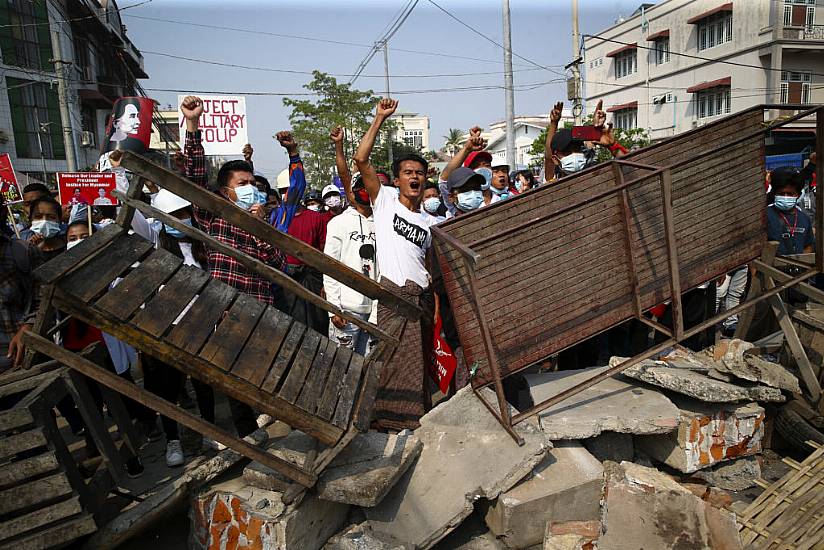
80;131;95;147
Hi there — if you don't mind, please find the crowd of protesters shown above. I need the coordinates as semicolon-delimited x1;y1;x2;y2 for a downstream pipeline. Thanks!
0;95;818;471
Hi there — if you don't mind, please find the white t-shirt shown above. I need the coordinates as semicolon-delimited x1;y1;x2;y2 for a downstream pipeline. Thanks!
372;186;433;288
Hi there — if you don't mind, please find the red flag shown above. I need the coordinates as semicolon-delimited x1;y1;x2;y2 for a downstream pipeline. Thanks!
430;314;457;394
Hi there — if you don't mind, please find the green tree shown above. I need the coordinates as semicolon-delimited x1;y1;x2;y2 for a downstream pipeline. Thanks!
529;117;650;167
442;128;464;156
282;71;399;188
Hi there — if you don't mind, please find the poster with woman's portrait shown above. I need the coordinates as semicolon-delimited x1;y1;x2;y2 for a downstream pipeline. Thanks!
104;96;155;154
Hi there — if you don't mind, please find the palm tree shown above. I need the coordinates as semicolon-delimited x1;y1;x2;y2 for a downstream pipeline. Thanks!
443;128;464;156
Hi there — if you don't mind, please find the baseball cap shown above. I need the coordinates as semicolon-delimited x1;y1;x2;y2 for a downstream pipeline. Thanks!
492;162;510;171
447;167;485;191
276;168;290;190
322;184;340;198
550;128;581;154
463;151;492;168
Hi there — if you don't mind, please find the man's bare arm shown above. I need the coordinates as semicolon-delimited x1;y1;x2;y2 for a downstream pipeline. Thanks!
543;101;563;182
441;126;484;182
353;98;397;202
330;126;352;201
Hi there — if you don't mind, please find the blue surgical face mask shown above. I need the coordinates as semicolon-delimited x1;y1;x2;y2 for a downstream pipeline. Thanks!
233;184;257;210
515;180;523;193
474;167;492;192
774;195;799;212
30;219;61;239
164;218;192;239
489;185;508;197
254;188;267;205
423;197;441;214
560;153;587;174
456;190;484;212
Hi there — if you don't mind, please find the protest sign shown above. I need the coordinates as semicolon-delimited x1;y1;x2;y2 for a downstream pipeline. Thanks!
0;153;21;204
178;94;248;155
104;97;155;154
57;172;118;206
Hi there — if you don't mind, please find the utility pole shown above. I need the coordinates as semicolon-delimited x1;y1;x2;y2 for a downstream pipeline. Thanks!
383;40;393;167
502;0;516;169
50;28;77;171
571;0;582;125
33;109;49;184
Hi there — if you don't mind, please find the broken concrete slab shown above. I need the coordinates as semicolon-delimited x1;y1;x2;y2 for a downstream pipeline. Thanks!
191;475;349;550
543;521;600;550
714;354;801;393
245;431;423;507
712;338;754;364
615;357;786;403
525;367;679;439
365;387;551;550
582;432;634;463
691;455;761;491
635;396;765;473
485;441;603;549
599;461;743;550
325;523;407;550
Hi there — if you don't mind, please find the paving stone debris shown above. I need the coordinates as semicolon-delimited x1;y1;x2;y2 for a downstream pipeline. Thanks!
525;367;680;439
691;455;762;491
582;432;634;463
543;521;601;550
599;461;743;550
485;441;603;549
365;386;551;550
635;396;765;473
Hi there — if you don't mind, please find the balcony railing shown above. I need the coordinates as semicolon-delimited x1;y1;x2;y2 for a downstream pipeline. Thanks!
783;25;824;41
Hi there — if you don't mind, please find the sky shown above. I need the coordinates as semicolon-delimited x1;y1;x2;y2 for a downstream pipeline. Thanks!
123;0;647;180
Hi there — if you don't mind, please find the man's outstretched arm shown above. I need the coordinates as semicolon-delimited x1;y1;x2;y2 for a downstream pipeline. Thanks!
353;98;397;202
441;126;484;182
543;101;563;182
330;126;353;203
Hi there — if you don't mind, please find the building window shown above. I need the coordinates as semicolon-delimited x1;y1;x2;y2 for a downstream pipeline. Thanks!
0;0;52;71
613;109;637;130
697;88;731;119
403;130;423;149
6;77;65;160
654;38;670;65
780;70;812;103
784;0;815;27
614;50;637;79
697;12;733;51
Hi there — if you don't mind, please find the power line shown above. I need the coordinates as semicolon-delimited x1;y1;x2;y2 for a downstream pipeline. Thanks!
349;0;419;84
0;0;152;29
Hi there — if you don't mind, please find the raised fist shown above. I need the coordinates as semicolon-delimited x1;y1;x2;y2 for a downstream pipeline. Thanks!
550;101;563;124
376;98;398;118
180;96;203;121
329;126;344;144
276;131;298;154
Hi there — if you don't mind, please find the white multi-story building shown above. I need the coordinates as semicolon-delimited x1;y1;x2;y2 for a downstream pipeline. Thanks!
395;110;430;152
0;0;146;185
583;0;824;141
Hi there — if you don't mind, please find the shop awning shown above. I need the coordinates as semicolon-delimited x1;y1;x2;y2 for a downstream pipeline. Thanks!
646;29;670;41
606;43;637;58
687;3;733;24
607;101;638;113
686;77;731;93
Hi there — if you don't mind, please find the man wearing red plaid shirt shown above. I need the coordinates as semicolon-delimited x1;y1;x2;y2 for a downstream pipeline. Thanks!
180;96;291;436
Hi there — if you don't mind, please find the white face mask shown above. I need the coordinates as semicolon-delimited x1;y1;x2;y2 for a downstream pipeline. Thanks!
66;238;85;250
423;197;441;214
559;153;587;174
325;195;341;209
31;219;61;239
307;204;320;212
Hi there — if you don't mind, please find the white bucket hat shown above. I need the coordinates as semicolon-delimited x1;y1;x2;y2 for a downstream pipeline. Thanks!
153;189;191;214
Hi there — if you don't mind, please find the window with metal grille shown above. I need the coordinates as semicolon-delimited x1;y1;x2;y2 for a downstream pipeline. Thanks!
654;38;670;65
697;88;731;119
0;0;52;71
697;12;733;51
403;130;423;149
780;70;812;103
613;109;637;130
6;77;65;160
615;49;637;79
784;0;815;27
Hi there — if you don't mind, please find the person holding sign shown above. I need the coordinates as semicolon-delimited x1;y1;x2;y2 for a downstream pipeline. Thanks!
181;95;287;437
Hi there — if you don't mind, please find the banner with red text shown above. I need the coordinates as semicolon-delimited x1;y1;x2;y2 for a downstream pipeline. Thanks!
178;94;248;156
57;172;118;207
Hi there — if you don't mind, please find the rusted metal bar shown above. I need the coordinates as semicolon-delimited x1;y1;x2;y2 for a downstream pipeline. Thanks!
636;314;673;338
659;169;684;340
612;163;643;317
511;266;818;424
774;255;816;269
430;225;480;267
471;385;524;446
816;107;824;273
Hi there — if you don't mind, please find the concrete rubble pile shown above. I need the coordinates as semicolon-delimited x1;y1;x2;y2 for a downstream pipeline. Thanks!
189;339;801;550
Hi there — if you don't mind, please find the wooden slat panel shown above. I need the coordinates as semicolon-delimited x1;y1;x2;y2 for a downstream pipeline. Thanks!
166;279;237;355
96;249;182;320
199;294;266;371
231;306;292;386
0;409;34;432
0;452;59;489
0;473;72;515
332;352;365;428
278;331;322;403
33;223;122;284
316;346;353;421
0;496;82;541
260;322;306;393
7;513;97;549
131;266;210;338
0;429;47;461
296;339;338;414
59;233;153;303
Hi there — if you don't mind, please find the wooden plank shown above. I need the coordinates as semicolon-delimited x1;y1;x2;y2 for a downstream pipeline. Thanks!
10;513;97;550
261;322;307;393
0;496;82;542
21;331;317;488
167;279;237;355
332;353;365;428
96;250;183;320
0;473;72;515
33;223;122;284
0;372;61;400
119;152;422;321
231;306;292;386
199;294;266;371
131;265;210;338
296;339;338;414
60;233;154;303
0;452;59;489
24;311;343;447
278;331;322;403
0;429;47;461
316;346;353;421
0;409;34;432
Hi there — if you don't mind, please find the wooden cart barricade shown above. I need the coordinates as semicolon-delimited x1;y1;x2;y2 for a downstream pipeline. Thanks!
22;152;421;497
433;104;824;443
